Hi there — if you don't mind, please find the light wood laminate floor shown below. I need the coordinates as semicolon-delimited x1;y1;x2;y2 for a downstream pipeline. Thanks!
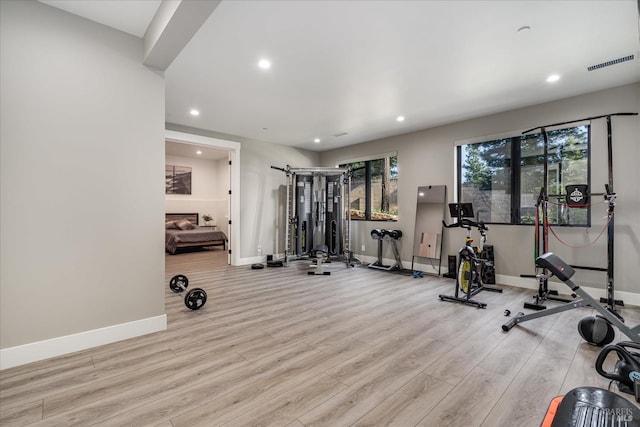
2;249;639;426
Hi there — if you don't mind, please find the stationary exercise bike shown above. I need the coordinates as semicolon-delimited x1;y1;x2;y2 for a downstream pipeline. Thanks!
440;203;501;309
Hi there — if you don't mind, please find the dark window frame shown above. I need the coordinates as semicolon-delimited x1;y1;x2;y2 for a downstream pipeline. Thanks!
341;155;398;222
456;125;591;226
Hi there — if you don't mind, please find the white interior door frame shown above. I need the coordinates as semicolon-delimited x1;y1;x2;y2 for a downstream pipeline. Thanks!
165;129;241;266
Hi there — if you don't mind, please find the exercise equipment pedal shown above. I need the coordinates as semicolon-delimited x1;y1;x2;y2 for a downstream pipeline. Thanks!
308;244;331;275
169;274;207;310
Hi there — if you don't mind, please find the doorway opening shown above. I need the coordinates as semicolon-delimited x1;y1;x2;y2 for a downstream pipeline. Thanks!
165;130;241;266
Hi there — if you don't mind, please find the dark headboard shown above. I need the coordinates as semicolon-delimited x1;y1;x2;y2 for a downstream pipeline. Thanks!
165;213;199;225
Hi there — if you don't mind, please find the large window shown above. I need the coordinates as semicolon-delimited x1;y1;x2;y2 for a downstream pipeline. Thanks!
458;125;590;226
341;155;398;221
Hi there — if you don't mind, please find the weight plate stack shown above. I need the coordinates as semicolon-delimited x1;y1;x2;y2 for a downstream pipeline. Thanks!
185;288;207;310
169;274;189;293
477;245;496;284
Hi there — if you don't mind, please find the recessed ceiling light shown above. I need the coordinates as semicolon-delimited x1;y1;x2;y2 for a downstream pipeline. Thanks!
546;74;560;83
314;138;321;143
196;150;202;155
190;109;200;116
258;59;271;69
396;116;405;122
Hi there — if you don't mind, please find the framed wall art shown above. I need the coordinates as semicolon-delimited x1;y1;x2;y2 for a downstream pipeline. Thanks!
165;165;192;194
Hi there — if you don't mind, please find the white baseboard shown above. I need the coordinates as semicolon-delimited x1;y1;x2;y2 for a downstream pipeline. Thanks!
238;254;640;306
350;255;640;306
0;315;167;370
239;256;265;265
357;254;449;275
496;274;640;307
358;254;400;268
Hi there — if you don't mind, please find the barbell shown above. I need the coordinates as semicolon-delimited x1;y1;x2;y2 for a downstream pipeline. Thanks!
169;274;207;310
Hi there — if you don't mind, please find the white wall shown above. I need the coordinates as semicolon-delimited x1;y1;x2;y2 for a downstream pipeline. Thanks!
165;154;229;236
0;1;166;367
320;84;640;296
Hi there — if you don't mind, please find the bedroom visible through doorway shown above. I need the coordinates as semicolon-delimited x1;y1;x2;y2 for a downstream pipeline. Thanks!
164;130;241;266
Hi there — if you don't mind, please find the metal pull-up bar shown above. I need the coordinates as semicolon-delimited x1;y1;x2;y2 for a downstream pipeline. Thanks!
520;111;637;317
522;112;637;135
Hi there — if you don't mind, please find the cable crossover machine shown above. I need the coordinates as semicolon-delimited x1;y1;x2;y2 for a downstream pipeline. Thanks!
503;112;638;343
271;165;355;274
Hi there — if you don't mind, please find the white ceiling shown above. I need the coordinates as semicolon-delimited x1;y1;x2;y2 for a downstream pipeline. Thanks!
40;0;161;38
42;0;640;153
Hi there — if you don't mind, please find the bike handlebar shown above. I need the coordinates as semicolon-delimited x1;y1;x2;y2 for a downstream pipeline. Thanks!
442;220;459;229
442;218;488;231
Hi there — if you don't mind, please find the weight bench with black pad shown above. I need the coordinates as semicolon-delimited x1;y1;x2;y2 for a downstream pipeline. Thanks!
503;252;640;345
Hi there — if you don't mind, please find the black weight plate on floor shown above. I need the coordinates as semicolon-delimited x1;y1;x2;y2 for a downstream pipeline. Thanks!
185;288;207;310
481;266;495;284
169;274;189;293
266;260;283;267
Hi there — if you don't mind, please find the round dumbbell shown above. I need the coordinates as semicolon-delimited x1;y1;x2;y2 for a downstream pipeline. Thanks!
169;274;207;310
387;229;402;239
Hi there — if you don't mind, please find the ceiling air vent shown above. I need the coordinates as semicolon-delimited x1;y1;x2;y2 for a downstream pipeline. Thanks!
587;54;635;71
